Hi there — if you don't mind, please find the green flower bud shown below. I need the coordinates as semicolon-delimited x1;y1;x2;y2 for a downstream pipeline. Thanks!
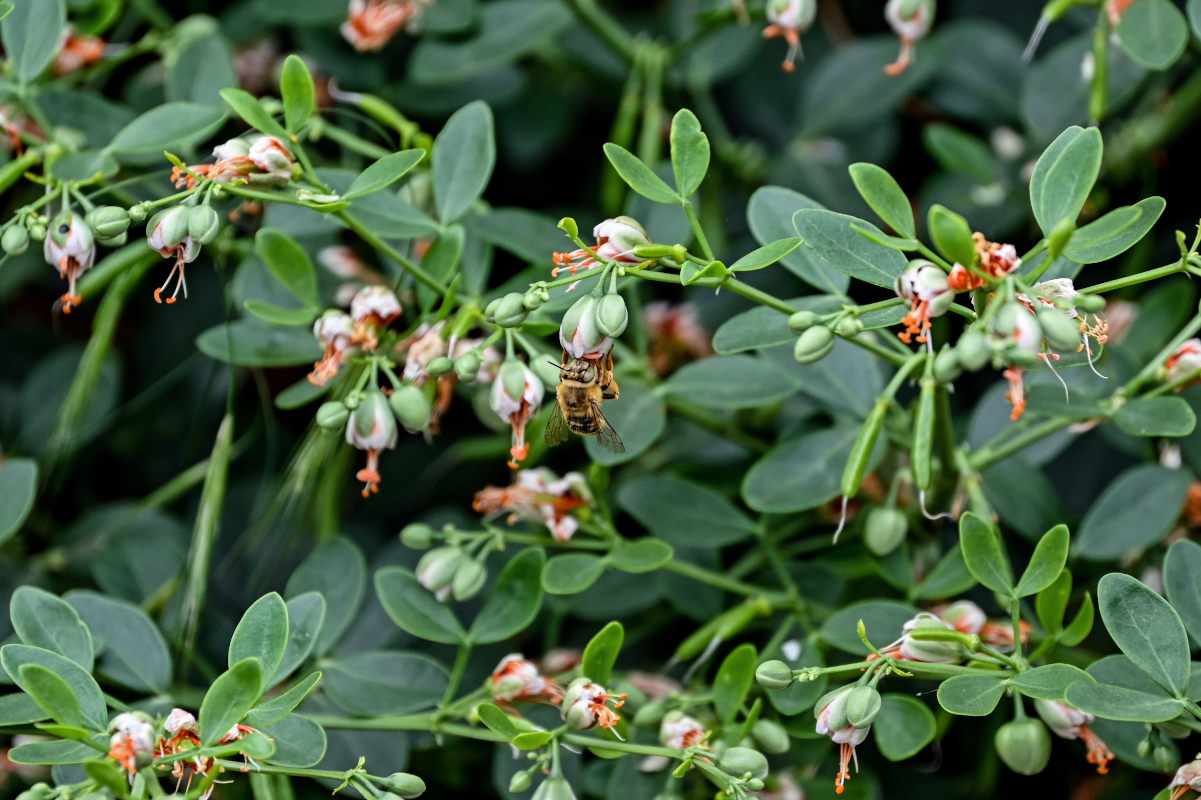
1037;309;1082;352
1137;737;1153;758
746;778;765;792
28;222;46;241
344;394;361;410
509;771;533;793
85;206;131;239
427;356;454;377
788;310;819;334
16;784;55;800
933;346;961;383
750;719;790;755
632;243;677;259
532;776;576;800
1076;293;1106;314
451;558;487;601
594;293;629;338
835;316;863;337
400;523;435;549
2;223;29;255
454;352;481;382
484;297;502;320
844;686;882;728
557;217;578;239
755;660;794;690
383;773;426;798
97;231;128;247
389;384;431;432
316;401;349;430
793;326;835;363
864;507;907;556
1154;744;1178;773
994;718;1051;775
560;677;592;710
492;292;529;328
956;329;990;371
634;702;666;728
187;205;221;246
127;204;148;223
522;290;544;310
717;747;769;780
416;547;466;597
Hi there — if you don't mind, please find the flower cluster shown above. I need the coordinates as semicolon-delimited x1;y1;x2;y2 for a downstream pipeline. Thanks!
552;217;648;279
172;136;295;190
472;467;592;542
146;205;220;304
560;678;627;734
489;653;561;705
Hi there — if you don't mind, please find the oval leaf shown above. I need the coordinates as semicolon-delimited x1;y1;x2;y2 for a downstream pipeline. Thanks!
873;694;936;761
669;109;710;198
664;355;797;410
344;150;425;201
9;587;93;671
1099;572;1190;697
602;143;678;205
1165;539;1201;648
469;548;544;644
792;209;908;288
1065;681;1183;722
374;567;465;645
1113;395;1196;437
65;591;171;693
280;54;315;133
543;553;605;595
1063;197;1165;264
936;674;1006;716
1074;465;1191;561
581;621;623;686
849;162;914;238
713;643;756;723
618;474;755;547
433;101;496;223
1028;126;1103;237
1016;524;1069;598
959;512;1013;594
200;658;263;745
1117;0;1189;69
229;592;289;687
0;458;36;545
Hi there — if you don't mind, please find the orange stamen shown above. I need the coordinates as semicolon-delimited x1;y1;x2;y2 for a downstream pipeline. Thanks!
1080;725;1113;774
885;38;914;75
1004;366;1026;421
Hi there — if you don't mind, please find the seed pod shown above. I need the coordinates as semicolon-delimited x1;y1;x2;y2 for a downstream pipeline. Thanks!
844;686;882;728
994;718;1051;775
316;401;350;430
912;375;937;492
384;773;426;798
389;384;431;432
751;719;790;754
187;205;221;245
2;224;29;255
755;660;794;691
1038;309;1083;352
594;293;629;338
400;523;434;549
85;205;131;239
717;747;768;780
864;507;907;556
956;329;990;371
841;399;888;499
793;326;835;363
788;310;819;334
451;559;487;601
427;356;454;377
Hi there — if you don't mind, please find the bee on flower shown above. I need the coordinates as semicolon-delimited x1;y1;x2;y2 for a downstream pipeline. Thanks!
107;712;156;778
814;685;880;795
561;678;627;735
884;0;935;76
1034;699;1114;774
491;360;543;468
490;653;561;704
309;310;356;386
171;136;295;189
1164;339;1201;388
44;211;95;314
894;260;953;346
345;390;398;496
341;0;430;51
349;285;402;350
552;217;649;278
473;467;592;542
659;711;707;749
762;0;816;73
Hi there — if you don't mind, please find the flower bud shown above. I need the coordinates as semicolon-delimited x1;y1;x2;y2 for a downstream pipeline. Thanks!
717;747;769;780
98;231;128;247
427;356;454;377
1154;744;1177;773
994;718;1051;775
788;310;819;334
416;547;466;599
898;613;964;662
793;326;835;363
454;352;482;382
1076;293;1106;314
522;290;544;310
750;719;790;755
2;223;29;255
532;776;576;800
864;507;907;556
509;771;533;793
933;346;961;383
389;384;431;432
835;316;863;337
595;216;649;257
400;522;435;549
127;204;148;223
316;401;350;430
451;558;487;601
956;329;990;371
187;205;221;246
1037;309;1082;352
1137;737;1153;758
85;206;131;239
594;293;629;338
382;774;425;798
28;223;46;241
491;292;529;328
755;660;794;690
844;686;882;728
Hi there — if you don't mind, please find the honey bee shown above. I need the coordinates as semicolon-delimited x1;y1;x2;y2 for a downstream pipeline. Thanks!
545;353;625;454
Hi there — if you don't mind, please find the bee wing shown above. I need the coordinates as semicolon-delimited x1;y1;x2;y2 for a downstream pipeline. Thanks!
545;401;570;446
591;400;626;454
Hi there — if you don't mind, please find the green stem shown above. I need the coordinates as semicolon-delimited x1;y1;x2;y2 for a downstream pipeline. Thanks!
439;643;473;712
661;559;792;606
313;121;393;160
561;0;638;63
1078;261;1188;294
1118;310;1201;397
681;200;714;261
663;396;770;453
967;417;1075;470
337;210;447;293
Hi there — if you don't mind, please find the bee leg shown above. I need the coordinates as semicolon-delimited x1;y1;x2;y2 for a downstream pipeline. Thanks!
602;375;620;400
601;352;619;399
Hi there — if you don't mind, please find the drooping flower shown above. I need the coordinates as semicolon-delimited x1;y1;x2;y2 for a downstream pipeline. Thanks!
146;206;199;305
561;678;626;733
814;685;878;795
1165;339;1201;388
171;136;295;189
416;546;466;601
1168;757;1201;800
873;612;963;663
559;295;612;360
552;217;648;277
894;261;953;345
659;711;707;749
341;0;428;51
350;285;402;350
762;0;816;72
309;310;356;386
491;361;543;468
490;653;559;703
1034;699;1113;774
345;390;398;496
55;27;105;75
107;713;156;777
44;211;95;314
884;0;935;76
472;467;591;542
931;600;986;635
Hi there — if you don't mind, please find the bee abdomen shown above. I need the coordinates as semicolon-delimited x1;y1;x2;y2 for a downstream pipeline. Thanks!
567;414;600;434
